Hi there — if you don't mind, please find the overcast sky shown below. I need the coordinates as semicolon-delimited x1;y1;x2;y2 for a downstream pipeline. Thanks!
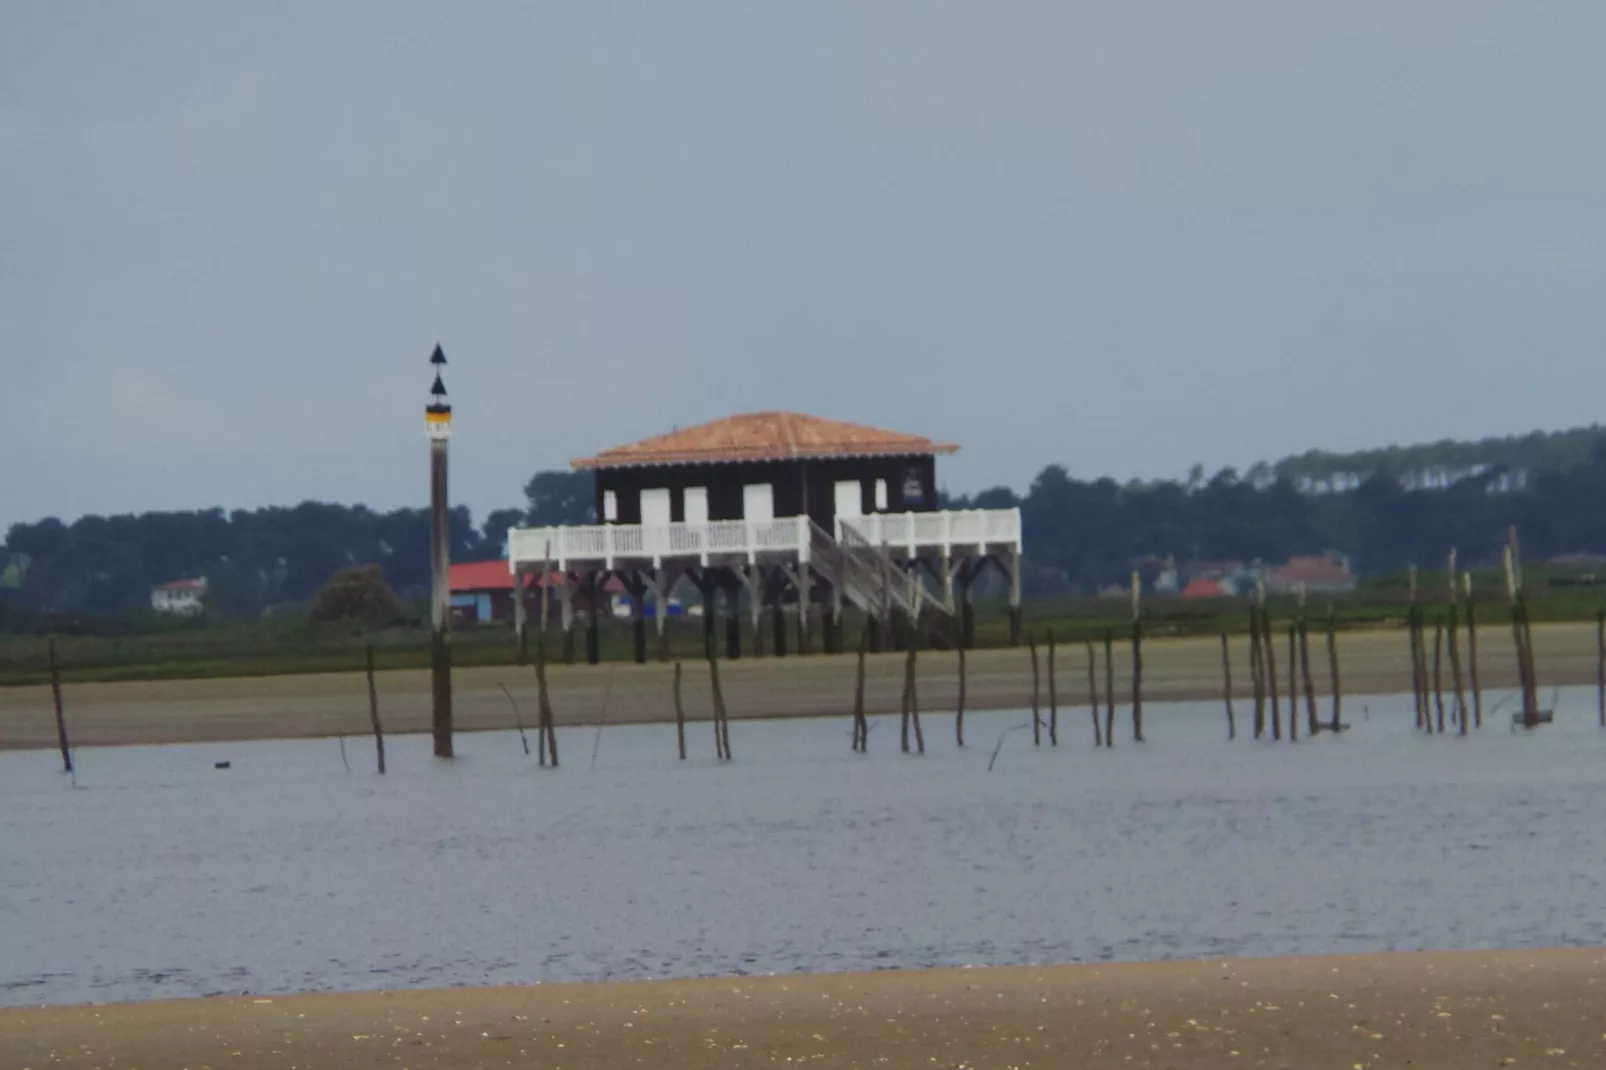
5;3;1605;534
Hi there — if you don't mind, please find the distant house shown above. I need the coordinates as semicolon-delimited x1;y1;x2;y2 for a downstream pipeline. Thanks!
1182;559;1250;595
1181;577;1234;599
449;561;642;624
449;561;533;625
1263;553;1356;595
151;578;208;615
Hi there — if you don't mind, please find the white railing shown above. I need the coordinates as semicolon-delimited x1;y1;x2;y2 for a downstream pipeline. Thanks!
508;508;1023;572
509;516;813;570
835;508;1022;555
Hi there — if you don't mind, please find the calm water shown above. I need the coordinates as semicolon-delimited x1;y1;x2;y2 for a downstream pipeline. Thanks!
4;689;1605;1007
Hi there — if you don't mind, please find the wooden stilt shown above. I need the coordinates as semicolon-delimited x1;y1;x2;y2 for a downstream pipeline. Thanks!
794;565;812;656
630;577;648;665
581;572;601;666
725;576;741;661
772;579;787;658
1008;551;1023;648
701;575;717;662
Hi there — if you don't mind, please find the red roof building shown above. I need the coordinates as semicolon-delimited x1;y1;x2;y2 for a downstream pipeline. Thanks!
1263;554;1355;595
449;561;625;624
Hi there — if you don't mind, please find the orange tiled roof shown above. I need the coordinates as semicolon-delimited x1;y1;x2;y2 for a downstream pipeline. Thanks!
571;412;959;470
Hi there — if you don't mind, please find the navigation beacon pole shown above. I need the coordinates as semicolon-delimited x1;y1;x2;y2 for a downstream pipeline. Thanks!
426;344;454;758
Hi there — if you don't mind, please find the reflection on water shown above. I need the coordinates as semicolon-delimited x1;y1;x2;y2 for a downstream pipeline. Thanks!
4;689;1605;1007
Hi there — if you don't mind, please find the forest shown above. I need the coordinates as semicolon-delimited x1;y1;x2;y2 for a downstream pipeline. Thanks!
5;429;1606;626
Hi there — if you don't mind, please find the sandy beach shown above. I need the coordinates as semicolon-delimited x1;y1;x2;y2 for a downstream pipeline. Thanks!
2;621;1599;749
3;949;1602;1068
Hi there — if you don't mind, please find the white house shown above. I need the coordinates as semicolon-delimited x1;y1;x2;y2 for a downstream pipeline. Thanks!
151;577;207;616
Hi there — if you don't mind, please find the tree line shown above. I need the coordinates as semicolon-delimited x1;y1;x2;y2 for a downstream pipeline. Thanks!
6;436;1606;625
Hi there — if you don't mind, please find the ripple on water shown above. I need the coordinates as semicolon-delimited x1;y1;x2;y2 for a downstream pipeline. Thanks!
4;690;1606;1006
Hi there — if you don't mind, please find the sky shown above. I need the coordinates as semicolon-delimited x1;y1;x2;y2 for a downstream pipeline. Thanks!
5;3;1605;535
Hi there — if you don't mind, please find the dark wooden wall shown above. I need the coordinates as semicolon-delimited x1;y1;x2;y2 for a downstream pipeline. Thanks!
592;455;939;531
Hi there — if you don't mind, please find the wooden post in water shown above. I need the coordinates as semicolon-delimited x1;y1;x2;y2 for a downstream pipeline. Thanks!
1504;543;1536;727
1451;605;1468;736
900;645;913;753
1407;565;1425;730
48;639;72;775
1131;572;1144;743
1047;629;1058;747
1220;632;1236;741
1464;572;1482;728
674;662;687;760
1432;617;1446;734
1296;586;1318;737
365;645;385;775
709;654;731;760
1298;619;1319;738
1325;606;1342;731
1286;623;1299;742
1597;608;1605;728
1249;606;1266;739
1028;633;1041;747
1103;627;1115;749
907;648;925;754
536;640;558;767
1262;596;1281;742
853;627;869;752
1509;531;1539;723
1087;640;1103;747
1448;605;1466;735
1446;550;1467;732
1418;607;1431;730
